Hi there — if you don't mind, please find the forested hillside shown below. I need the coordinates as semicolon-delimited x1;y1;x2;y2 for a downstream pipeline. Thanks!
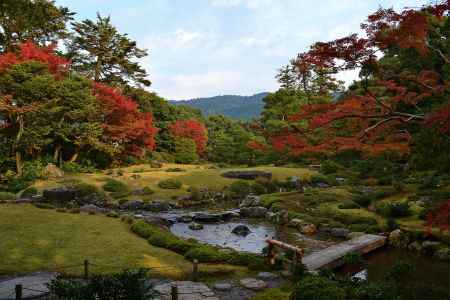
171;93;268;120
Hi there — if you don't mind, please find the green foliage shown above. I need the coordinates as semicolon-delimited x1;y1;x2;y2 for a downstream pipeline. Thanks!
165;168;186;172
291;275;346;300
173;138;198;164
228;180;252;198
376;202;411;218
353;194;374;208
158;179;182;189
34;203;55;209
62;162;96;173
20;186;38;198
103;179;130;194
309;174;330;185
338;201;359;209
342;252;364;265
142;187;154;195
184;246;229;263
0;192;15;200
321;160;341;174
49;269;154;300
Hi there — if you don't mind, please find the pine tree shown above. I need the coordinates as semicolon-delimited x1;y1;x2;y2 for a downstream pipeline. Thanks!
67;14;150;87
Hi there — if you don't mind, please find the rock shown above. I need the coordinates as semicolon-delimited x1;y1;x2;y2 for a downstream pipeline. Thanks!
213;283;232;291
434;247;450;261
280;270;292;278
189;223;204;230
288;218;304;228
221;170;272;180
143;215;172;229
239;278;267;291
239;195;261;208
301;224;317;236
240;207;268;218
389;229;410;248
257;272;278;280
193;213;223;223
144;200;171;212
43;187;76;204
178;215;194;223
422;241;441;254
153;281;218;300
330;228;351;239
408;241;423;252
43;163;64;178
232;225;251;237
120;199;144;210
0;272;58;300
80;204;108;214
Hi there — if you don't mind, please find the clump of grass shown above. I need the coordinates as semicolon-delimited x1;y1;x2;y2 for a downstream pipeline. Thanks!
103;178;130;198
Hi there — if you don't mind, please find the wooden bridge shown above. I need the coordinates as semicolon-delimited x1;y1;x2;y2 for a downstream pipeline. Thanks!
267;234;387;271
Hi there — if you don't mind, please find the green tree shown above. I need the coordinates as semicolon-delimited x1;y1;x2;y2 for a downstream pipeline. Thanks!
67;14;150;86
0;0;73;52
173;138;198;164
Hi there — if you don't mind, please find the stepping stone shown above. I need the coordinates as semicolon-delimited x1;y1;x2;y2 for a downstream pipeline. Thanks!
153;281;219;300
0;272;57;300
257;272;278;280
213;283;232;291
239;278;267;291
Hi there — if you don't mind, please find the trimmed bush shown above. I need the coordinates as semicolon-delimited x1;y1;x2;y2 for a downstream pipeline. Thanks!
376;202;411;218
291;275;346;300
103;178;129;193
184;246;229;263
228;180;251;198
338;201;359;209
353;194;374;208
0;192;15;201
142;187;155;195
320;160;340;174
148;231;195;254
158;179;182;189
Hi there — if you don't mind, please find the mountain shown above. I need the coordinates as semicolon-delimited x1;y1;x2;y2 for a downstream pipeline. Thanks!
170;92;269;120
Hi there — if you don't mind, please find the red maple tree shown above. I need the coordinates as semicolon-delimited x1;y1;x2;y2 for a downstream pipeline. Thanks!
92;83;158;157
169;119;208;155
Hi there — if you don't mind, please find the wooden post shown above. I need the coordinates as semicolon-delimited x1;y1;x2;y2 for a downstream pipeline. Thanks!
171;284;178;300
15;284;22;300
192;259;199;282
267;243;275;265
84;259;89;279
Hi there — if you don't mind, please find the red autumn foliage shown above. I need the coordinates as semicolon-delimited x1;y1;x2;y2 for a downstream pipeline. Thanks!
0;41;70;75
273;1;450;158
426;199;450;233
169;119;208;155
247;140;268;153
92;83;158;157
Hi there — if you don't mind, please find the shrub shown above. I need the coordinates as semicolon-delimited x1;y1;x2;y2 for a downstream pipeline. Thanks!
310;174;330;185
103;179;130;198
62;162;96;173
165;168;186;172
184;245;229;263
173;138;198;163
131;220;159;239
387;218;399;231
353;194;374;208
158;179;182;189
251;181;267;195
56;208;67;213
376;202;411;218
419;175;440;190
69;208;80;214
338;201;359;209
228;180;251;198
321;160;340;174
342;252;364;265
291;275;346;300
0;192;15;200
142;186;154;195
148;231;195;254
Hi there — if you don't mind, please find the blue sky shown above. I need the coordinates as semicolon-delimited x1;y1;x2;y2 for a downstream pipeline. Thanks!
57;0;427;100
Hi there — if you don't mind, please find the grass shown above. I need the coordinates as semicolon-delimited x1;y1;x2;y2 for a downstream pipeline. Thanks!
32;163;316;202
0;204;249;279
250;285;292;300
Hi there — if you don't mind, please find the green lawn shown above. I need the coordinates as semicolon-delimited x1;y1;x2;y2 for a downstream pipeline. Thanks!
33;164;316;201
0;204;249;279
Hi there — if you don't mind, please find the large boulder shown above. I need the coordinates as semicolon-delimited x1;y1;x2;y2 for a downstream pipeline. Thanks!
120;199;144;210
330;228;351;239
232;225;251;237
43;164;64;178
389;229;410;248
80;204;109;214
193;213;224;223
240;207;268;218
239;278;267;291
221;170;272;180
144;200;171;212
239;195;261;208
43;187;76;204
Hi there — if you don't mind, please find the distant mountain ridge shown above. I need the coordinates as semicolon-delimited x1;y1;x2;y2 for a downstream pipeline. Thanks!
170;92;269;120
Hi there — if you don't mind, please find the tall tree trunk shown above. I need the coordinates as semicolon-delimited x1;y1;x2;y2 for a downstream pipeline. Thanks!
69;152;79;163
16;151;22;176
54;145;61;162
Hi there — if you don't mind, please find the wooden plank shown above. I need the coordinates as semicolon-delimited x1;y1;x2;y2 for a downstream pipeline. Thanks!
302;234;386;271
266;239;304;255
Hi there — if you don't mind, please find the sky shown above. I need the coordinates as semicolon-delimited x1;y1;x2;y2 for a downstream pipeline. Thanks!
56;0;427;100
